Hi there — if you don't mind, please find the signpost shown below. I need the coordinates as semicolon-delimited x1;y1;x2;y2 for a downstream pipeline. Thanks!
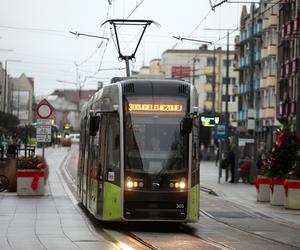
36;99;54;158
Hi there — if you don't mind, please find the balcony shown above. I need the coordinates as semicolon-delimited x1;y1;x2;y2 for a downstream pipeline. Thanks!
286;20;294;36
238;83;250;94
293;16;300;34
263;17;269;30
254;79;261;90
285;60;292;76
268;15;277;27
262;75;276;88
292;58;299;74
280;64;285;78
278;100;297;117
267;44;277;57
261;47;267;59
265;107;275;118
281;24;287;38
254;22;263;35
291;99;297;115
237;110;246;121
256;109;260;119
254;51;261;62
260;107;275;119
235;36;240;45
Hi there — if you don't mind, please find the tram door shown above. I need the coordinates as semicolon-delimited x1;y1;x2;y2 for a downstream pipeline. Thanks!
97;114;121;219
97;116;106;218
82;116;90;206
78;115;87;202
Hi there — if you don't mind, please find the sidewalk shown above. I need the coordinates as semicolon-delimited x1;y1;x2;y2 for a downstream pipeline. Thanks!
0;147;117;250
200;161;300;227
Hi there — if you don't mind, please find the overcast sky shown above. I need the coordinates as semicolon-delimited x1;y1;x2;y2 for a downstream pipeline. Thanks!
0;0;250;96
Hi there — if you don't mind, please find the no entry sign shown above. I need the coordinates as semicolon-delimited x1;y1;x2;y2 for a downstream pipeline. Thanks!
36;99;54;119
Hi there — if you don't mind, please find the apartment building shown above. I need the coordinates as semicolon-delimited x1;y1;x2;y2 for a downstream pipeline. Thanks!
277;0;300;127
236;2;279;151
0;63;4;111
161;47;238;127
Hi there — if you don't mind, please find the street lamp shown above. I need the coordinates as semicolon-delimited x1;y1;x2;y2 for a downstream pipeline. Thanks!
3;59;22;113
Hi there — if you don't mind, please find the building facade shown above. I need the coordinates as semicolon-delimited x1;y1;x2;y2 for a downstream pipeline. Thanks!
236;2;280;151
277;0;300;130
161;47;238;127
0;63;4;112
45;89;97;132
8;73;34;125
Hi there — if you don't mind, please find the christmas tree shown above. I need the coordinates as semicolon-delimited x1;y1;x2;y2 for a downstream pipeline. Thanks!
268;124;300;178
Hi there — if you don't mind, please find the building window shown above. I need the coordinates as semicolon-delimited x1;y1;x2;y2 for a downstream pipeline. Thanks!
206;93;214;101
207;57;216;66
206;75;214;83
223;59;232;67
222;77;236;84
222;95;230;102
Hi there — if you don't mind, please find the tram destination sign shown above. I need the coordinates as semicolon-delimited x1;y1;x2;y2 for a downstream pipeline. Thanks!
128;103;184;113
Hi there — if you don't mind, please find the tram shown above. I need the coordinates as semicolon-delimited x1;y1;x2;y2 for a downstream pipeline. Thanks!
77;79;200;222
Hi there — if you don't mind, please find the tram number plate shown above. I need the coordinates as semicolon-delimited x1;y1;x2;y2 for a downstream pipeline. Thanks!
176;203;184;209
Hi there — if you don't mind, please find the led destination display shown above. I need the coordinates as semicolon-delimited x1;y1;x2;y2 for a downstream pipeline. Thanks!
128;103;183;113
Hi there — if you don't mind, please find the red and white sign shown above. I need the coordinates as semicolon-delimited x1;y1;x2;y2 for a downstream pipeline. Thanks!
36;99;54;119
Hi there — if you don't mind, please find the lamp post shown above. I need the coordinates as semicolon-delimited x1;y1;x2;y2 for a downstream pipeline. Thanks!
204;28;237;153
3;59;22;113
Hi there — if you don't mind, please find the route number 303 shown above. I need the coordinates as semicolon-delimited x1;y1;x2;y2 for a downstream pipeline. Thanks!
176;203;184;209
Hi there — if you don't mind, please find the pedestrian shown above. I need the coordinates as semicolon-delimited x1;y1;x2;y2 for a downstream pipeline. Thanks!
214;139;219;166
0;133;4;161
6;139;18;158
227;144;236;183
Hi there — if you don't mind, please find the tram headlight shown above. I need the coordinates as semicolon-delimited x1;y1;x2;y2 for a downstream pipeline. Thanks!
126;177;133;188
179;178;186;189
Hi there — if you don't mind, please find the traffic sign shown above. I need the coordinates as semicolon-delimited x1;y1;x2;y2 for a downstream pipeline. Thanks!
215;123;227;140
37;119;52;125
36;125;52;135
36;99;54;119
37;134;51;143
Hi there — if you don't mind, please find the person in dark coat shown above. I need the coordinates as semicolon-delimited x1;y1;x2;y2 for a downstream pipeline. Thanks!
227;145;236;183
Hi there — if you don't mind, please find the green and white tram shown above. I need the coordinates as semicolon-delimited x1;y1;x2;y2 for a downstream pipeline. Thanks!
77;79;200;222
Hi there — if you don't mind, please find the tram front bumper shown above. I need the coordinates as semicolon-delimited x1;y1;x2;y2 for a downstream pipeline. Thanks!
123;190;187;221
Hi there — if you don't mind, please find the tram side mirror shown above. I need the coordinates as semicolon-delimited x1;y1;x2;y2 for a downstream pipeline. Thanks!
180;117;193;135
89;115;100;136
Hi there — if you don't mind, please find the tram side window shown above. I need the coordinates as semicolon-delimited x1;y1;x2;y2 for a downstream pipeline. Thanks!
107;115;120;171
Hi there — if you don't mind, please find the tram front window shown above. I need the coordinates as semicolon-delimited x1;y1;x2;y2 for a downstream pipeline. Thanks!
125;121;185;174
124;94;189;181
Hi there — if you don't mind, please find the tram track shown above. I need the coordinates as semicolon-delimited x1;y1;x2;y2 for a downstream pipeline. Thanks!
122;227;234;250
199;208;300;249
200;185;300;249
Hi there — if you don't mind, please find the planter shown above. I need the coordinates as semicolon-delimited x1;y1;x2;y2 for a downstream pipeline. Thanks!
270;178;285;206
17;169;45;195
254;176;271;202
284;179;300;209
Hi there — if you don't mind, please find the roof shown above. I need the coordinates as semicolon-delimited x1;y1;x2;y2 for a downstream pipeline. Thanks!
51;89;97;104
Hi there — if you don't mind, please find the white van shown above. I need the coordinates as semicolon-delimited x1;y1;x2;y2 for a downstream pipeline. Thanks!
69;133;80;143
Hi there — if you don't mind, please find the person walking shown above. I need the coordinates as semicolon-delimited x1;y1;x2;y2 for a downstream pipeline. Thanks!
0;133;4;161
227;144;236;183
